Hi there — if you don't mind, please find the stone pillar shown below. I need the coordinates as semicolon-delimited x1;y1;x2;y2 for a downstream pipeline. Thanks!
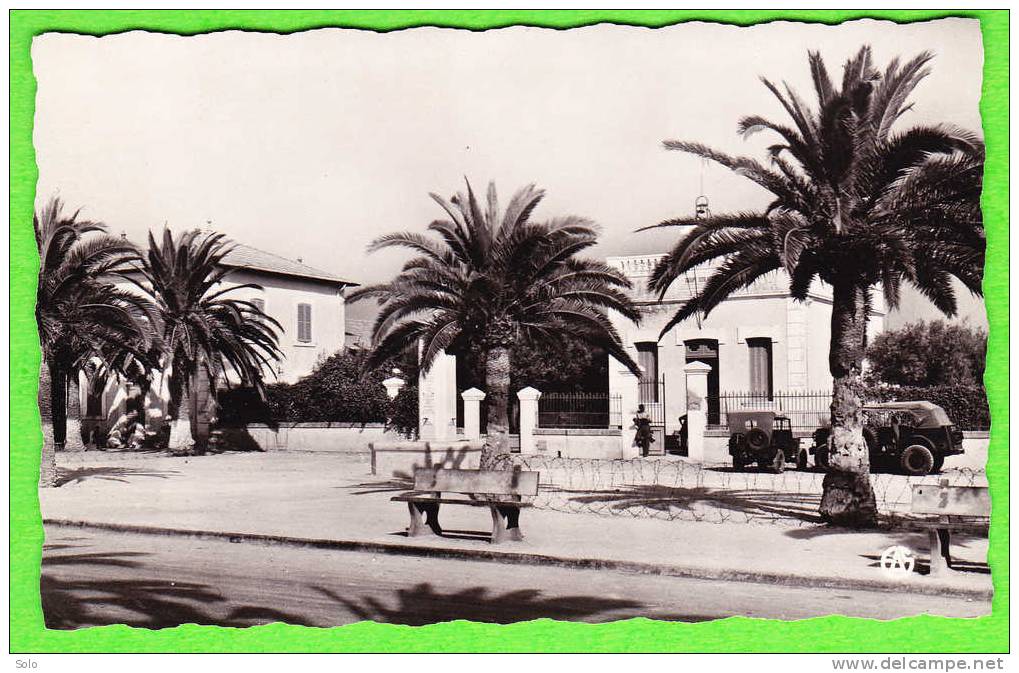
684;360;712;462
418;346;457;441
460;387;486;441
516;386;542;455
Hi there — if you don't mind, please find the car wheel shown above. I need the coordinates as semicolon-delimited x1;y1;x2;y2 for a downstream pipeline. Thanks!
797;449;809;471
900;444;935;476
863;427;878;452
932;454;945;473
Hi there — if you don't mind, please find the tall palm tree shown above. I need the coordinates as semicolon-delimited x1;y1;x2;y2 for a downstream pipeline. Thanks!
35;197;153;486
142;229;284;454
350;180;642;462
643;47;984;526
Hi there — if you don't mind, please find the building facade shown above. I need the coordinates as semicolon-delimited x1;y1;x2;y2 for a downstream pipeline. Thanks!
80;240;356;442
606;253;886;444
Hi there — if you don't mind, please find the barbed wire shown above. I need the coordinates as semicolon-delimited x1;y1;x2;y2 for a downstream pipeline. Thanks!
490;454;987;527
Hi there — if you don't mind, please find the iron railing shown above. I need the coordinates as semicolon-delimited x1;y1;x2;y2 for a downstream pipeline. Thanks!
716;390;832;432
538;392;623;429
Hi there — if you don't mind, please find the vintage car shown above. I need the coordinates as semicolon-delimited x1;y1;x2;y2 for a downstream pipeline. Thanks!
810;401;964;476
727;410;803;472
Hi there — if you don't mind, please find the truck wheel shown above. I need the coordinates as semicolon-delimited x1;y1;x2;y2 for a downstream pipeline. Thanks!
747;428;769;451
797;449;809;471
900;444;935;476
771;450;785;474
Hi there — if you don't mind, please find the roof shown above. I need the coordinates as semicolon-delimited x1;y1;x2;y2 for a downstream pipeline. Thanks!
219;243;357;287
863;401;952;426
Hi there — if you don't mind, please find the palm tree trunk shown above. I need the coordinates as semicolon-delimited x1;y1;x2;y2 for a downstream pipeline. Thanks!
190;364;214;455
40;360;65;487
482;345;512;468
166;373;193;454
819;281;878;527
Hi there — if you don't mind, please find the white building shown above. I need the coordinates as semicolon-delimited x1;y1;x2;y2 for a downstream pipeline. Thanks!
80;240;357;441
606;253;886;446
215;243;357;384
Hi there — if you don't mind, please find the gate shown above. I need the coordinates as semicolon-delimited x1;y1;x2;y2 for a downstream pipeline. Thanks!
637;375;666;455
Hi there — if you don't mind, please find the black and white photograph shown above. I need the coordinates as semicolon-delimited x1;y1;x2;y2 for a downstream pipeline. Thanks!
32;17;990;630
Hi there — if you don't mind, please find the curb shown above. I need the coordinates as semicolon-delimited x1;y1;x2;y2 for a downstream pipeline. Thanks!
44;518;993;602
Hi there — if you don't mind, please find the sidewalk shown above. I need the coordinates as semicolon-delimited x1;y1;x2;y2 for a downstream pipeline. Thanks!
42;451;993;602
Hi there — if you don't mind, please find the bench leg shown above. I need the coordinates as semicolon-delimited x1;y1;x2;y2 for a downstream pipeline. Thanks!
490;505;523;544
928;527;953;577
407;501;442;537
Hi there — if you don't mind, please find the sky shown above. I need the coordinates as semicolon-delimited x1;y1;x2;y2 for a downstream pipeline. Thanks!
32;18;987;328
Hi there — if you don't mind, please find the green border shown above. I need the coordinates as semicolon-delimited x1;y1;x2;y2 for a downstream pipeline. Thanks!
10;9;1008;653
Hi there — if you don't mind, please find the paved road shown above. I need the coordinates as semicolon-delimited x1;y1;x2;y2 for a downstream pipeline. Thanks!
41;526;986;629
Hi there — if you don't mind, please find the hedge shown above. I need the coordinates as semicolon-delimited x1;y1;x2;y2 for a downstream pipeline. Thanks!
216;350;419;438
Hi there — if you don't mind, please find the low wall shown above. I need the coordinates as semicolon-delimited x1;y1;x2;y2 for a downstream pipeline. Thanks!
370;440;483;479
533;428;627;460
221;423;404;453
703;431;990;470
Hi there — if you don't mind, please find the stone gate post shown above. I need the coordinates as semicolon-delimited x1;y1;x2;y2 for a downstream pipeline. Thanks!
684;360;712;462
516;386;542;455
418;347;457;441
460;388;486;441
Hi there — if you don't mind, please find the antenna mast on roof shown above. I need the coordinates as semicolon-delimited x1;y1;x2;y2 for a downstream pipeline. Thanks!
687;158;712;328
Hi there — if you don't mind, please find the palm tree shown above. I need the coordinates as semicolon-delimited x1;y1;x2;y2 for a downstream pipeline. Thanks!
350;180;641;462
35;197;154;486
142;229;284;454
643;47;984;526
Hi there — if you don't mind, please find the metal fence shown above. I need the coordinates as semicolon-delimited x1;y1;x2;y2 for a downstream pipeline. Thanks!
716;390;832;432
538;392;623;429
490;453;987;528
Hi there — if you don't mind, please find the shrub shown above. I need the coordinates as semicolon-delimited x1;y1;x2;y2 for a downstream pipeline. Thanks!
866;320;987;387
388;381;419;439
218;349;417;428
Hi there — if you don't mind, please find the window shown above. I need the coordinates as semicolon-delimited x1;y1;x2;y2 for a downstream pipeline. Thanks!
747;337;773;398
635;342;659;403
297;303;312;343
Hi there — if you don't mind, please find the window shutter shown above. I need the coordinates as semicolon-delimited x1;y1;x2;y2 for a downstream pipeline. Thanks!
635;342;659;403
297;303;312;343
747;338;773;398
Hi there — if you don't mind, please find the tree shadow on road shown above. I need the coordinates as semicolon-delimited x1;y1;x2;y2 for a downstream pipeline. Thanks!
55;465;181;487
41;544;313;629
312;582;646;625
557;484;823;524
344;478;413;495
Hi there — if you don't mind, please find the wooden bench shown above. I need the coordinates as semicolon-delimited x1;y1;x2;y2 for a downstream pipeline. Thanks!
909;480;990;576
392;468;539;543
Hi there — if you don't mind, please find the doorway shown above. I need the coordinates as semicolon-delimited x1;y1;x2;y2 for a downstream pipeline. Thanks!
685;339;720;425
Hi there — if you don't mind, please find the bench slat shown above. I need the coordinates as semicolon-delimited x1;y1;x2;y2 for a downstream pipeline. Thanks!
412;468;539;496
392;493;533;507
911;484;990;517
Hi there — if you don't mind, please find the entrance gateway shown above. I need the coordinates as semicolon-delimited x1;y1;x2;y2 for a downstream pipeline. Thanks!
685;339;720;425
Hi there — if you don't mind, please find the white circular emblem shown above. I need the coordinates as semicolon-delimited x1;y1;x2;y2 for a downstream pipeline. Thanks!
880;545;916;576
